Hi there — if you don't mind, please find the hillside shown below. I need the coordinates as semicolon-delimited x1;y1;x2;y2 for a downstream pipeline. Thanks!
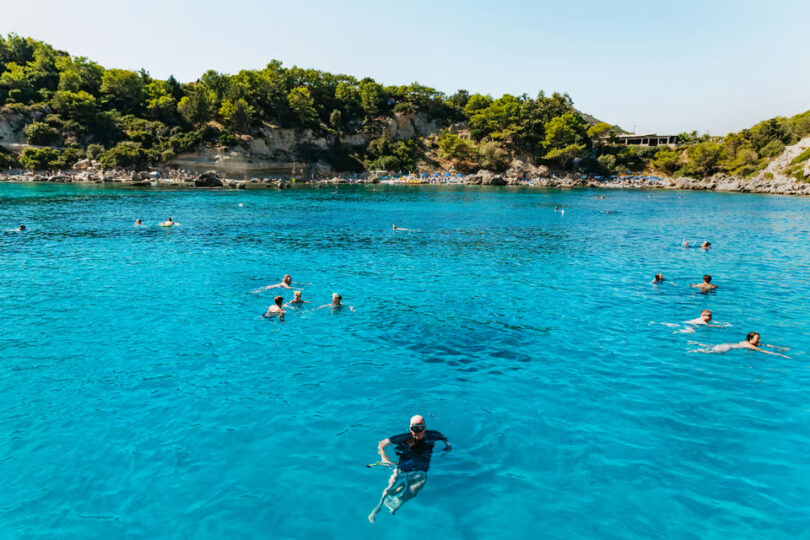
0;33;809;185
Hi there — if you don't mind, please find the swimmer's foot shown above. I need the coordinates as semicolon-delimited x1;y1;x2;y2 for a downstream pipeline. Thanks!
368;511;377;524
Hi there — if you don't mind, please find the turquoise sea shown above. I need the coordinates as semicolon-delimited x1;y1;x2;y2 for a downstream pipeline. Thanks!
1;183;808;539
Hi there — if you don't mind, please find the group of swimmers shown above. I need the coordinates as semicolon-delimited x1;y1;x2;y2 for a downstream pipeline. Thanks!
653;245;790;358
134;217;179;227
253;274;355;319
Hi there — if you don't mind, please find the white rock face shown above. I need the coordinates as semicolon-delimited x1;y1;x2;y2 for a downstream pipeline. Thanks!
0;112;27;145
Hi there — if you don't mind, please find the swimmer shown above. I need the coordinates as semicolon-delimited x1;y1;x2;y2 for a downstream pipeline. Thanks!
368;415;451;523
134;219;143;226
284;290;309;307
160;217;179;227
16;224;26;231
651;273;666;283
317;292;355;311
691;332;790;358
682;239;689;248
554;206;559;212
393;224;415;231
702;241;711;250
253;274;294;292
691;274;718;291
263;295;286;319
684;310;724;328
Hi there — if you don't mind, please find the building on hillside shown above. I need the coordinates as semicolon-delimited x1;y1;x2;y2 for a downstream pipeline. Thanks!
603;134;679;147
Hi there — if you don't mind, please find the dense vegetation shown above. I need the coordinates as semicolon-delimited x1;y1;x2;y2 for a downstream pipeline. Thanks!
1;34;809;179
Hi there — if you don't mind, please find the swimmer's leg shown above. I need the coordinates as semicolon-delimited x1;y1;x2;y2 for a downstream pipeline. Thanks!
369;469;399;524
388;471;427;515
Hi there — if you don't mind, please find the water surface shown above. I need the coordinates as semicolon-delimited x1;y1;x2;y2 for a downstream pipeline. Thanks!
1;184;808;539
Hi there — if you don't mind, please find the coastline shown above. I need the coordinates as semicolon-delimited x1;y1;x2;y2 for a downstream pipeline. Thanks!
2;170;809;196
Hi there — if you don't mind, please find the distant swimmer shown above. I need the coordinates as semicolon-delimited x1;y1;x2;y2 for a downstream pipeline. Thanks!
253;274;294;293
393;224;415;231
652;273;666;283
263;295;286;319
368;415;451;523
682;239;690;248
702;241;711;250
554;206;559;212
691;332;790;358
691;274;717;292
160;217;179;227
134;219;143;226
284;290;309;307
16;224;25;231
317;292;355;311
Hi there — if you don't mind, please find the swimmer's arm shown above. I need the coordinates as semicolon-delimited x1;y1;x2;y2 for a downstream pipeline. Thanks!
764;344;790;351
754;347;790;358
377;438;394;465
316;304;330;310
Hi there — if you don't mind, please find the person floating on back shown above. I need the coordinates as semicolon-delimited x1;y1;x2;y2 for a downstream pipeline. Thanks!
691;332;790;358
284;290;308;307
691;274;718;292
317;293;355;311
160;217;179;227
263;295;286;319
16;224;25;231
368;415;451;523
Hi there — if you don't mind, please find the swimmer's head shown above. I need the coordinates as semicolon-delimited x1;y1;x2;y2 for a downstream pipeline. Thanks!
746;332;760;345
332;293;342;304
654;273;664;282
293;290;302;298
702;241;711;248
135;219;142;225
701;309;712;321
274;295;283;307
703;274;712;283
283;274;291;284
168;217;173;222
19;224;25;231
410;415;426;435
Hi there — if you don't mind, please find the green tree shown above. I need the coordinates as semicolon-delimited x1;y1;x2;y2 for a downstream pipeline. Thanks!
23;121;61;145
51;90;98;124
686;141;723;176
438;131;475;160
99;141;148;168
287;87;318;126
650;148;680;175
542;113;588;166
100;69;144;112
358;79;384;116
329;109;343;130
218;98;253;132
19;147;61;170
177;89;215;125
0;62;34;103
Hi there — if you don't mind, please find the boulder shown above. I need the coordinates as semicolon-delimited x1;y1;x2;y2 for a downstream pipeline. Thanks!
194;170;223;187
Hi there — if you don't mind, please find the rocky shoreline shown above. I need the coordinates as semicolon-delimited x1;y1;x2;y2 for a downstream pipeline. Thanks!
2;168;809;196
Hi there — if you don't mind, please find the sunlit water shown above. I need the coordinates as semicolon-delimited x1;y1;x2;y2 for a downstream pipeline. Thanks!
1;184;809;539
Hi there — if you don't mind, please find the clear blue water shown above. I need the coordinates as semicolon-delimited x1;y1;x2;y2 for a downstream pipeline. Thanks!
1;183;809;539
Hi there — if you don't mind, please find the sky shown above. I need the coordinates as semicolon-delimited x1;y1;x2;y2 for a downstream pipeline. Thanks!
2;0;808;135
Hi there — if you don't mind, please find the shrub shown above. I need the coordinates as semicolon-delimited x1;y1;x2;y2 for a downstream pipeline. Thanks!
86;144;104;159
19;147;61;170
758;140;785;158
23;121;61;145
99;141;148;169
